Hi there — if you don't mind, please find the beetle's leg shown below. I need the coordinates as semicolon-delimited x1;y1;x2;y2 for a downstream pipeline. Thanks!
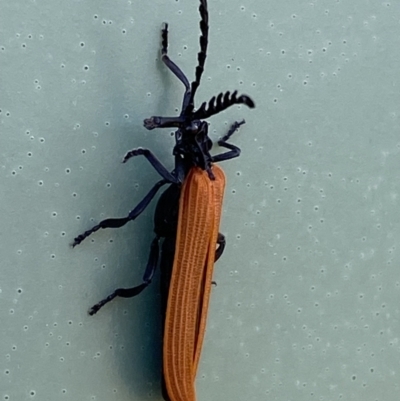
211;120;245;163
143;115;185;130
123;148;179;183
215;232;226;262
89;236;160;315
211;233;226;286
72;180;168;247
160;23;190;91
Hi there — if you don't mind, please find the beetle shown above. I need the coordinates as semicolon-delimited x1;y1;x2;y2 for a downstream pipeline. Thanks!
73;0;255;400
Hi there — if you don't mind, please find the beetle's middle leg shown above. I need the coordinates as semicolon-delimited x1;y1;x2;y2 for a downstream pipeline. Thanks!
73;150;179;247
88;236;160;315
72;179;168;247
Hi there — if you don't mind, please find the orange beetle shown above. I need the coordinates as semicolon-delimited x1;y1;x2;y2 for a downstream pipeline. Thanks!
73;1;254;400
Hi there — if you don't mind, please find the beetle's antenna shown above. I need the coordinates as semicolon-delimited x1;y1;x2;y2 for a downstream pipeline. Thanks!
192;91;255;120
187;0;208;113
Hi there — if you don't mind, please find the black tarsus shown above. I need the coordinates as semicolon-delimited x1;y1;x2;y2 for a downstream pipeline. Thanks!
88;284;146;315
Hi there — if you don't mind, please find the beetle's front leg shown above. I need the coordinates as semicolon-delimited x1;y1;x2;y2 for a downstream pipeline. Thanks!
122;147;178;183
160;23;190;91
212;120;246;163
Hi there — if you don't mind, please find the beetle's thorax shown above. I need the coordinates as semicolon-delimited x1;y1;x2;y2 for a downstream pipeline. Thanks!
173;120;213;174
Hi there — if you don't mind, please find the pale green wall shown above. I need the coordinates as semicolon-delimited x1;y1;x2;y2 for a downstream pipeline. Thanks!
1;1;400;400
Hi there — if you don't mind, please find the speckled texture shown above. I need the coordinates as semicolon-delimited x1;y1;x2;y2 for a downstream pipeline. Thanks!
1;1;400;400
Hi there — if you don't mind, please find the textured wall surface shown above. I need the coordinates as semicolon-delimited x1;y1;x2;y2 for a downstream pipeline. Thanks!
1;1;400;400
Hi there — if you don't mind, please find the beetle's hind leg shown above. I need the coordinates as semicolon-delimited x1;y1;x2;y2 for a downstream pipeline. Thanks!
160;23;190;90
210;233;226;287
88;236;160;315
211;120;246;163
